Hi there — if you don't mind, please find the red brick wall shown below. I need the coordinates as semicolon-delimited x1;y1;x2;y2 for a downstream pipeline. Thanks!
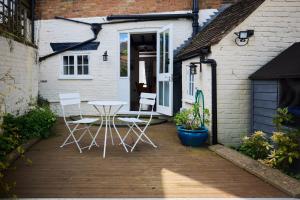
36;0;239;20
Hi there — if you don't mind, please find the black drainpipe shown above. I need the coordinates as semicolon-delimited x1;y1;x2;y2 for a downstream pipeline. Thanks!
39;23;102;62
31;0;35;43
200;57;218;145
192;0;199;36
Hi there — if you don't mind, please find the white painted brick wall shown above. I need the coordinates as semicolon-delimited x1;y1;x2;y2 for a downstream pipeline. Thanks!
182;0;300;146
0;36;39;116
36;9;216;116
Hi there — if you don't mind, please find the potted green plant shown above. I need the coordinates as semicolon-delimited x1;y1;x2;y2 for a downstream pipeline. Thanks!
174;90;210;147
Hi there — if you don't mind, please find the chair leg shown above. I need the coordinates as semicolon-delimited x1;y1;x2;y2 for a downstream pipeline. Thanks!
108;118;114;145
61;124;79;148
130;123;157;152
120;124;134;144
89;121;103;150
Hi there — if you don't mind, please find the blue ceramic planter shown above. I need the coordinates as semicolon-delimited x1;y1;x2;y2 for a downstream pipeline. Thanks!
177;126;208;147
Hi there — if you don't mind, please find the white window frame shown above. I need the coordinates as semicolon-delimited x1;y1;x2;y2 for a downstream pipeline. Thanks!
187;67;195;99
59;52;93;80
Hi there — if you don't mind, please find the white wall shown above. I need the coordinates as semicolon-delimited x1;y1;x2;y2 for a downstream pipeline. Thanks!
36;9;217;116
182;0;300;146
0;36;39;117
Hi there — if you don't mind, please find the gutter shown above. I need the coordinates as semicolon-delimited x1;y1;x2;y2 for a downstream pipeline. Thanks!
39;22;102;62
200;57;218;145
31;0;35;43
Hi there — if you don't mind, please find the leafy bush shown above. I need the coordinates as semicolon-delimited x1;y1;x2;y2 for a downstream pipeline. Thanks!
174;104;210;130
239;107;300;177
2;106;56;140
263;132;300;171
239;131;272;160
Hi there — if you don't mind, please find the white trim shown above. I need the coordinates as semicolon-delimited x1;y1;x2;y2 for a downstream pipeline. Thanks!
58;75;93;80
59;53;91;80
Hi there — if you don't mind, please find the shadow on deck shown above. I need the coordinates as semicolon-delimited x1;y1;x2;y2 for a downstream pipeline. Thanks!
3;119;287;198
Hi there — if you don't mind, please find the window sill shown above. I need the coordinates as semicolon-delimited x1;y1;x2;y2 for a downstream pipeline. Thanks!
182;97;195;105
58;75;93;80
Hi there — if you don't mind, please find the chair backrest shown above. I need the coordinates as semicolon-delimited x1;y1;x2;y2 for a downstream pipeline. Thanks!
59;93;82;120
139;92;156;107
59;93;81;106
137;92;156;125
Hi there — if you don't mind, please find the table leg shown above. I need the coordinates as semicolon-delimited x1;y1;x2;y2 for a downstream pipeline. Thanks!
112;105;128;152
108;106;114;145
103;105;108;158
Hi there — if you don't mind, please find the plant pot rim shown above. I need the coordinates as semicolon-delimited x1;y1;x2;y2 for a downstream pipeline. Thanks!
177;125;208;133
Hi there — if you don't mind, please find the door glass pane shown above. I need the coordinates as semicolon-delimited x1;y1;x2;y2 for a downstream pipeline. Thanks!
120;33;128;77
159;81;163;106
164;81;169;106
164;31;169;73
159;32;164;73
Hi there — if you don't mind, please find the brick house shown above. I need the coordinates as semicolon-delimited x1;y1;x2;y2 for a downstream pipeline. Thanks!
176;0;300;146
35;0;238;117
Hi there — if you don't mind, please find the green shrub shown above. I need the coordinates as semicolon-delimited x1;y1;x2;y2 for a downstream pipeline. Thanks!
2;106;57;140
263;131;300;171
174;104;210;130
239;131;272;160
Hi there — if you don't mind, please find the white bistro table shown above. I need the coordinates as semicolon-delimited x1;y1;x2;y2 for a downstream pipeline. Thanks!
87;101;128;158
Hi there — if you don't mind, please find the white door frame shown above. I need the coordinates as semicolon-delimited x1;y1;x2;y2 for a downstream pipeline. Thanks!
117;26;173;115
156;24;173;116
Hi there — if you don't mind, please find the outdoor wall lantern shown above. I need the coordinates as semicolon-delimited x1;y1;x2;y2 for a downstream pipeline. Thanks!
102;51;108;61
189;63;202;75
234;30;254;46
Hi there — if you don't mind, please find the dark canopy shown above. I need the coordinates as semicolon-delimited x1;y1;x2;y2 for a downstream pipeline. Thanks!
250;42;300;80
50;42;100;52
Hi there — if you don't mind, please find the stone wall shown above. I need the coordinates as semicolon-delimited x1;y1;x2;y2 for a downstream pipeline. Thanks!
0;36;39;118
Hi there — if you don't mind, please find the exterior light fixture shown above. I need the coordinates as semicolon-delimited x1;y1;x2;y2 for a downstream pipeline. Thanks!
102;51;108;61
189;63;198;75
234;30;254;46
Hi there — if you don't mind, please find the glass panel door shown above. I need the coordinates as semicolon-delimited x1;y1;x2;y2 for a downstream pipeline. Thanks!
157;25;173;116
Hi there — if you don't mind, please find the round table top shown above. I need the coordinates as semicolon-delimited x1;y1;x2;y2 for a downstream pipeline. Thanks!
88;100;127;106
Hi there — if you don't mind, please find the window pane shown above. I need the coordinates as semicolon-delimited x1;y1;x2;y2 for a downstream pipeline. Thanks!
63;56;68;65
69;66;74;75
77;56;82;65
159;32;164;73
159;81;163;106
164;81;169;106
120;33;128;77
83;55;88;64
69;56;74;65
84;65;89;75
78;65;82;75
64;65;68;75
165;31;169;73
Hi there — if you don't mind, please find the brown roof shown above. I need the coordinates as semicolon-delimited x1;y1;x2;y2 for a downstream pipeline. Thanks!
176;0;265;60
249;42;300;80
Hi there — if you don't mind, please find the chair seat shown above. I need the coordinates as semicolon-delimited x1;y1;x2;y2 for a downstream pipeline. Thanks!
118;117;147;123
68;118;99;124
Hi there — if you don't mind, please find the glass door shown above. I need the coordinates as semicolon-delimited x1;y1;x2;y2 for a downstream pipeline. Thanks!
156;25;173;116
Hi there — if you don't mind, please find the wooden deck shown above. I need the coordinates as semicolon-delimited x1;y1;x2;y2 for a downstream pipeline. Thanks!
4;119;287;198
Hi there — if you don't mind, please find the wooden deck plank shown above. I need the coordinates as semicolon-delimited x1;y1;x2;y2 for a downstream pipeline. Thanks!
3;119;288;198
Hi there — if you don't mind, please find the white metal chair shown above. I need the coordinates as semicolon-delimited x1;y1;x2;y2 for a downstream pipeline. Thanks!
118;93;157;152
59;93;102;153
